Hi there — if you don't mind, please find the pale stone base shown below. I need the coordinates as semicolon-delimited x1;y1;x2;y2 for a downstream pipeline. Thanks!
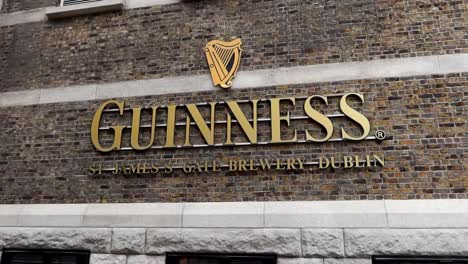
1;201;468;263
0;227;468;259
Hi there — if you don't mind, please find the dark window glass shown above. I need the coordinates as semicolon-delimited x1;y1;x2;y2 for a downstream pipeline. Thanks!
10;254;43;264
1;250;89;264
167;254;276;264
373;257;468;264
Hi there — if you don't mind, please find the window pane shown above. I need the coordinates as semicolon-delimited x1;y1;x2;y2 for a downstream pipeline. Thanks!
1;250;89;264
10;254;44;264
50;255;79;264
188;259;220;264
232;260;265;264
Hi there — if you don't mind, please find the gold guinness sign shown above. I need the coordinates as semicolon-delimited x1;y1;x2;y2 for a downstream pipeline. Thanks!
203;38;242;89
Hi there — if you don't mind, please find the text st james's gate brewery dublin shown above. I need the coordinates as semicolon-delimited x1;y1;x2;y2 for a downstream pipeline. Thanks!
90;93;386;174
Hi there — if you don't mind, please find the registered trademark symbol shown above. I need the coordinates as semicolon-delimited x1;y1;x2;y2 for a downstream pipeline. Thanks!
375;130;387;140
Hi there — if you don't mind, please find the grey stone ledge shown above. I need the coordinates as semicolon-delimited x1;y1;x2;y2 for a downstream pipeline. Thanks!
83;203;183;227
90;254;127;264
278;258;324;264
0;227;112;253
302;229;344;258
127;255;165;264
183;202;265;228
385;199;468;228
323;259;372;264
0;200;468;228
265;201;386;228
0;53;467;108
146;228;302;257
0;227;467;258
344;229;468;257
111;228;146;254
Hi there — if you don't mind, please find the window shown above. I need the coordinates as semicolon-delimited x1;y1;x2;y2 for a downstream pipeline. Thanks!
373;256;468;264
60;0;102;7
166;254;277;264
46;0;123;19
1;249;90;264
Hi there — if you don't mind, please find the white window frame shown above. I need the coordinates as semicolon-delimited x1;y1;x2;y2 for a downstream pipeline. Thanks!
46;0;123;19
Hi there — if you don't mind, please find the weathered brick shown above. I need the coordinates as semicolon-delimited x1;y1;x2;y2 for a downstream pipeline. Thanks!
0;74;466;203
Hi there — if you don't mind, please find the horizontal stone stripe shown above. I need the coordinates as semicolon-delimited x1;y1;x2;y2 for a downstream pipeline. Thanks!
1;227;468;257
1;53;467;108
279;259;324;264
126;255;164;264
344;229;468;257
0;227;112;253
323;259;371;264
145;228;302;256
0;0;181;27
0;199;468;228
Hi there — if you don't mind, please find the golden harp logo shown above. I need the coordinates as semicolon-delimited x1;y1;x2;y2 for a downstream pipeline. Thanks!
203;38;242;89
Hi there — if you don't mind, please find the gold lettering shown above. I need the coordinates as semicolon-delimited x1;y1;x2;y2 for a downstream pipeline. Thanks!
131;107;158;150
229;160;238;171
249;160;258;171
112;163;119;174
131;163;139;174
270;98;298;143
226;114;233;144
287;159;297;170
354;155;364;168
184;116;191;146
319;157;330;169
186;102;217;145
122;163;130;174
374;155;385;167
276;159;286;170
164;105;177;148
259;159;272;170
183;163;193;173
212;161;220;172
226;100;258;144
89;165;97;175
91;100;126;152
164;164;173;173
151;164;159;173
238;159;247;171
296;159;304;170
194;162;204;173
365;155;372;167
304;95;333;142
344;156;354;168
330;157;341;168
340;93;370;140
139;162;150;174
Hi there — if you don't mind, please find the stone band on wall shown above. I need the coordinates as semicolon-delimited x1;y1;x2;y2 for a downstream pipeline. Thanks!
1;53;467;108
0;228;467;261
2;200;468;228
1;200;468;263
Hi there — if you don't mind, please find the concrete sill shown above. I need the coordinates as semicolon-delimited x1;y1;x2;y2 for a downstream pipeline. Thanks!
46;0;123;19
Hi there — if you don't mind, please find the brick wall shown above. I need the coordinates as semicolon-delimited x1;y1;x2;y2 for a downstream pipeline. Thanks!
0;0;57;13
0;74;465;204
0;0;467;93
